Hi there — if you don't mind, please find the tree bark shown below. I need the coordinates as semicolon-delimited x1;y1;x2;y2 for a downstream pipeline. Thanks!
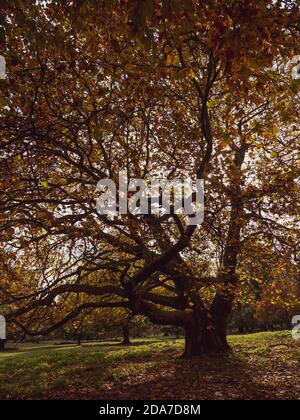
121;325;131;345
182;317;230;357
0;339;6;351
182;142;246;358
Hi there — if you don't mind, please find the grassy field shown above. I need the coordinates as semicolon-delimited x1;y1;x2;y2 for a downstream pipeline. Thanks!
0;330;299;400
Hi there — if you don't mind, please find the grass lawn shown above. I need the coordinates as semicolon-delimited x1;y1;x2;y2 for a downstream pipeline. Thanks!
0;331;299;400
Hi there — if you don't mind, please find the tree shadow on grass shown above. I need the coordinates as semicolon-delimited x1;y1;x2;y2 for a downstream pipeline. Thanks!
96;349;277;400
2;339;299;400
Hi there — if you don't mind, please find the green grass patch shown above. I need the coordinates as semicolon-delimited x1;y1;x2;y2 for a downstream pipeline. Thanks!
0;331;299;400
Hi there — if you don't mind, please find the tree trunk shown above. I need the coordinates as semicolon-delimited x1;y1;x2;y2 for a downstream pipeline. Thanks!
121;325;131;345
0;339;6;351
182;317;230;357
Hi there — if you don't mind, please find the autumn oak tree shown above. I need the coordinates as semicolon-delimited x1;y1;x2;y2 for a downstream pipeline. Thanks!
0;1;299;356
